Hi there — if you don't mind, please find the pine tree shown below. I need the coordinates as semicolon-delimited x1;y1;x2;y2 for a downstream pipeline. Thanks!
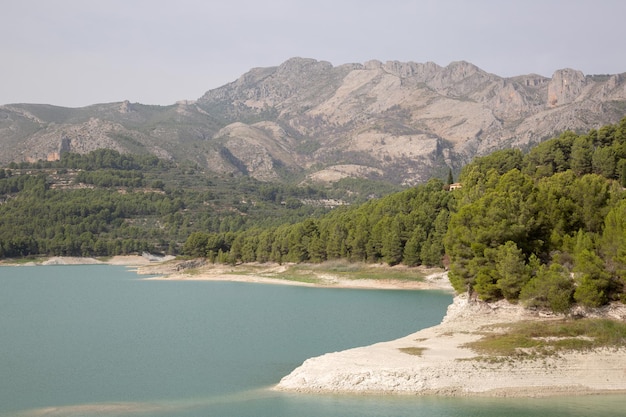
446;168;454;186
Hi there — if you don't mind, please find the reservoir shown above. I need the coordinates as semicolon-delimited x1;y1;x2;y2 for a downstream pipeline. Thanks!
0;265;623;416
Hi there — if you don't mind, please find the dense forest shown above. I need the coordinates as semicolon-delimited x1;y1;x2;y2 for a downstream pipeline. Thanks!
0;149;400;258
181;177;452;265
446;118;626;311
2;118;626;312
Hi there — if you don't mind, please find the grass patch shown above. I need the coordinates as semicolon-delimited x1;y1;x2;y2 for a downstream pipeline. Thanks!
468;333;543;356
310;260;364;273
184;268;204;276
287;261;427;282
399;347;427;356
221;264;324;285
271;274;323;285
464;318;626;359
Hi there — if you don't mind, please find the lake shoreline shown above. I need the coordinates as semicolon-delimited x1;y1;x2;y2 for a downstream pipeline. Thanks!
4;256;626;398
0;256;453;291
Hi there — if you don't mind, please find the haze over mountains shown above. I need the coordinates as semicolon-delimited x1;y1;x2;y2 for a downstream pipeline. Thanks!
2;57;625;184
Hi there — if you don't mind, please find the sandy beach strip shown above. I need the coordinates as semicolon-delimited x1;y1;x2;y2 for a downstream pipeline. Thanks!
141;271;451;290
135;260;454;291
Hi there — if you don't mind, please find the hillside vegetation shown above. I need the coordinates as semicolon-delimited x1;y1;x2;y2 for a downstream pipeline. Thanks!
0;149;400;258
2;117;626;312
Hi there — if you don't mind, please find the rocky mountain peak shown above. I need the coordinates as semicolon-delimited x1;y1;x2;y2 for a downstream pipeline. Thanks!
1;58;625;185
382;60;441;79
276;57;333;74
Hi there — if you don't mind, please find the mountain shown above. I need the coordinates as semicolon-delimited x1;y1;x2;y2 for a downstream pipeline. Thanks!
2;58;625;184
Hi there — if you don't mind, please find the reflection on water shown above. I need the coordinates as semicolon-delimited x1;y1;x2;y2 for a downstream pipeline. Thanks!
14;391;626;417
13;402;168;417
10;390;273;417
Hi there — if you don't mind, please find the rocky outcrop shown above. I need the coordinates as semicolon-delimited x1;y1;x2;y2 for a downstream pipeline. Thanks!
547;69;586;107
1;58;625;184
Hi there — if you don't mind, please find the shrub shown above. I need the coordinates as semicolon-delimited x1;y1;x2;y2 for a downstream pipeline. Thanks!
520;264;574;313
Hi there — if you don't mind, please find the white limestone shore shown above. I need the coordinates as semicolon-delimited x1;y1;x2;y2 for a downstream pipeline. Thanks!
274;294;626;397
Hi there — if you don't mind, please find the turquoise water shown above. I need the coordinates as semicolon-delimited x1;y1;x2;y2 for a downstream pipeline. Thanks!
0;265;623;416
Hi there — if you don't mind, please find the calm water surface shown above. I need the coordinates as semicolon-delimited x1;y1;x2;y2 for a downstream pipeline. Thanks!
0;265;623;416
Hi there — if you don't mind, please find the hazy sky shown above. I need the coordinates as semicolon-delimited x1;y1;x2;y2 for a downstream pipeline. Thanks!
2;0;625;107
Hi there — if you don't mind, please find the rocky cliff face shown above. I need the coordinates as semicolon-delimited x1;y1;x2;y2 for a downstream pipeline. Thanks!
2;58;625;184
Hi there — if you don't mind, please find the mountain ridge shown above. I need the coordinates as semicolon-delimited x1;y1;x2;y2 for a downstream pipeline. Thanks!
2;57;625;184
